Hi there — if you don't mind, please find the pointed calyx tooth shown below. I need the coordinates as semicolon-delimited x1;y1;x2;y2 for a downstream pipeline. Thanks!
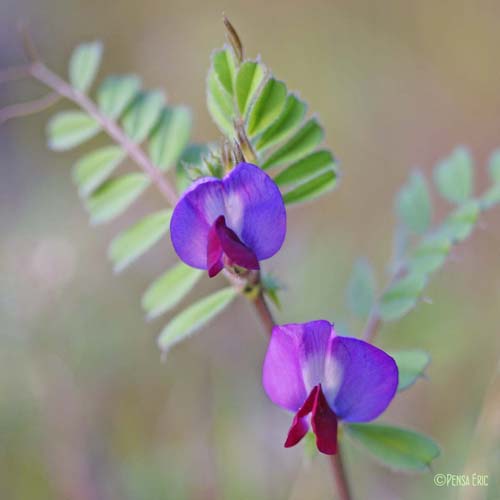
221;139;233;171
235;120;257;163
232;140;245;165
223;15;244;64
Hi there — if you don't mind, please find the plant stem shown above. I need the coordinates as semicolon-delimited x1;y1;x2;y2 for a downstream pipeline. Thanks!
253;291;275;337
362;310;381;343
329;444;352;500
0;64;32;84
28;61;179;206
0;92;60;125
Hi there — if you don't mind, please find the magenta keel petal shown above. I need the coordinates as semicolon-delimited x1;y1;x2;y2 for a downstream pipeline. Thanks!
284;386;318;448
284;384;338;455
207;218;224;277
311;385;338;455
214;216;260;271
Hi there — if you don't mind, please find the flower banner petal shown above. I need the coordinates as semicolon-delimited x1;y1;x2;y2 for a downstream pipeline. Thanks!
224;163;286;260
326;337;398;422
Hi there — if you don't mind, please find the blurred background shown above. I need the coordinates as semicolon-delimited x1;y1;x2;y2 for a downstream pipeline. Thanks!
1;0;500;499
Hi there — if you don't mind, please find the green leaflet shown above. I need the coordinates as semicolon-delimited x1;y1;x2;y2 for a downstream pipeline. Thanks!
108;210;172;272
47;111;101;151
439;200;480;243
481;150;500;209
157;287;237;351
97;75;142;119
434;147;474;204
346;258;376;320
408;234;452;275
395;170;432;234
480;183;500;210
262;118;324;170
235;60;265;116
203;45;336;207
274;150;335;187
489;149;500;183
68;41;103;93
212;48;237;95
149;107;192;170
282;170;336;205
247;78;287;137
347;423;440;471
85;173;149;224
122;90;165;143
379;272;427;321
206;69;235;136
142;263;204;320
255;94;307;152
389;349;431;391
73;145;126;196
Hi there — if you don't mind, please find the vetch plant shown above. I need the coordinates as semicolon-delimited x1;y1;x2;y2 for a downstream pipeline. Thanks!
2;18;500;499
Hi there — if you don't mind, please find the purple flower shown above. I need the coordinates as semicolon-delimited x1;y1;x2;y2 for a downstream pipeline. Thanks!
262;321;398;455
170;162;286;277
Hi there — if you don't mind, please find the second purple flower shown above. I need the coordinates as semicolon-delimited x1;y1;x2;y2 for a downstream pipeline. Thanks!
170;162;287;277
263;321;399;455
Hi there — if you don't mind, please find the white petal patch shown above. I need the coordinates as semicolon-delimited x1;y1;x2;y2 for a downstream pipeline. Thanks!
201;183;225;224
223;189;245;235
323;346;344;408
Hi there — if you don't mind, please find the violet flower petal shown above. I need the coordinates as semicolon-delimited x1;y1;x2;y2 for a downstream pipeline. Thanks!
324;336;399;422
262;325;308;412
262;321;332;411
223;163;286;260
170;177;224;269
170;163;286;271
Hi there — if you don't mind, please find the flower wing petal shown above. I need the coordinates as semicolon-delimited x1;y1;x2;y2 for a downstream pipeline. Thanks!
325;337;398;422
262;325;308;411
223;163;286;260
170;177;224;269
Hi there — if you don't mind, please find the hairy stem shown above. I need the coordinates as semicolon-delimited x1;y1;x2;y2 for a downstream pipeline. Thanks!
28;61;179;206
253;291;275;337
329;444;352;500
362;310;381;343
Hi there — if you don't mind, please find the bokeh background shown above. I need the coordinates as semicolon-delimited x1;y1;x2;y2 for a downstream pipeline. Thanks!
1;1;500;499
